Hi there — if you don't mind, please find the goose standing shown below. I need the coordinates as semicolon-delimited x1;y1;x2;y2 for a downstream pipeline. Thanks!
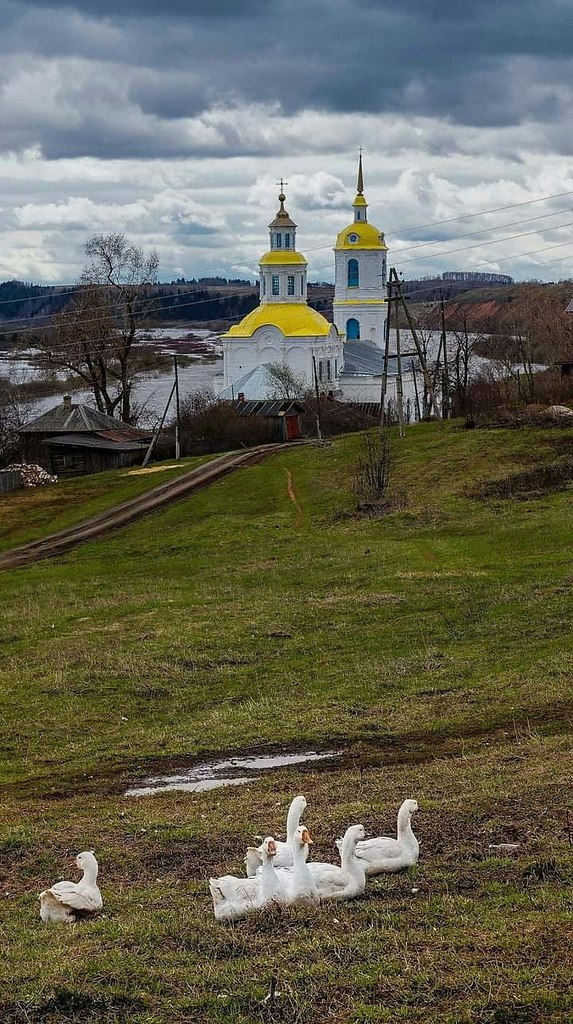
39;851;103;923
347;799;419;876
308;824;367;902
246;794;307;877
210;837;286;922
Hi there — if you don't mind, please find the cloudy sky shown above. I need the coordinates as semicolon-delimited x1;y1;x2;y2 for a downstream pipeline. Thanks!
1;0;572;285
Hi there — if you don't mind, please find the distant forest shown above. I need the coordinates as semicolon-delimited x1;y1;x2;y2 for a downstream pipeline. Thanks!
0;271;521;347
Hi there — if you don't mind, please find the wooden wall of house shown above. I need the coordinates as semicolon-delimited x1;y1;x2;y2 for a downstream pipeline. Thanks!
49;448;145;476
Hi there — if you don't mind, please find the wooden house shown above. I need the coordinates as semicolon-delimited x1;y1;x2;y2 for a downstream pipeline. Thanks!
19;396;152;476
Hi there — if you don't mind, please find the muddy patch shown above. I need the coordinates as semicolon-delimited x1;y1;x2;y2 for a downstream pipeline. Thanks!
125;749;340;797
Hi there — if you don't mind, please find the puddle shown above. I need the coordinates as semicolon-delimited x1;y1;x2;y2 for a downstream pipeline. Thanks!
124;749;339;797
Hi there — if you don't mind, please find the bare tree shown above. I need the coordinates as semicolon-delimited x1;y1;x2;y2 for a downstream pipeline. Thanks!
266;362;308;400
40;234;159;422
0;376;31;467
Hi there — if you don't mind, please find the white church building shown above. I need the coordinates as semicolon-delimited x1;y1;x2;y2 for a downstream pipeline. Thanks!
219;157;390;402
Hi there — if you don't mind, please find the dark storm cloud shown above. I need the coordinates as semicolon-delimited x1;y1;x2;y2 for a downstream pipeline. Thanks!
0;0;572;159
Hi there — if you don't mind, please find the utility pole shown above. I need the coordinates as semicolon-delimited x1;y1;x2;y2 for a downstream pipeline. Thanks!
411;359;422;422
391;267;441;420
142;379;176;467
440;292;451;419
380;277;392;427
312;354;323;440
173;354;181;459
395;290;405;438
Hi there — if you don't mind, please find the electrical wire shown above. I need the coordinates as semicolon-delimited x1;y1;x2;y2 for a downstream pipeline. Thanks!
2;185;573;313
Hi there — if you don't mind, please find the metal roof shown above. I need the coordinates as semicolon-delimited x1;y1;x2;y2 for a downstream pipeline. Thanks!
44;433;148;452
233;399;304;417
219;363;282;401
342;340;398;376
20;399;150;439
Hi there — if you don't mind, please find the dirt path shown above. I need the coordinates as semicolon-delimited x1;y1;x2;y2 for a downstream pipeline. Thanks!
0;444;286;570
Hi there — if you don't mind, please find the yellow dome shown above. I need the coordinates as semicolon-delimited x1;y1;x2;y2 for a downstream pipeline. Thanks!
259;250;308;266
223;302;332;338
335;222;388;250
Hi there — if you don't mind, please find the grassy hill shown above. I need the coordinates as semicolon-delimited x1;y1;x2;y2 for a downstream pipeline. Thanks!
0;422;572;1023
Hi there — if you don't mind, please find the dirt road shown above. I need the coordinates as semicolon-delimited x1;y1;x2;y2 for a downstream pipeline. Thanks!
0;444;285;570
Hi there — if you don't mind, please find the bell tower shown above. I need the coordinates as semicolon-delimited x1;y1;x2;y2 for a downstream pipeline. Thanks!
333;154;388;346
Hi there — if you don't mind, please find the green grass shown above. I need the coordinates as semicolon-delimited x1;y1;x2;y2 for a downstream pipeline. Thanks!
0;453;213;551
0;421;572;1023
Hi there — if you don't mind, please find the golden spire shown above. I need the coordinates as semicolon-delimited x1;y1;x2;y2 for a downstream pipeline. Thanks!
357;149;364;195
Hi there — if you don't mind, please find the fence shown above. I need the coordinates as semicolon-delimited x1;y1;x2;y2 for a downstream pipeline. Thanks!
0;470;23;495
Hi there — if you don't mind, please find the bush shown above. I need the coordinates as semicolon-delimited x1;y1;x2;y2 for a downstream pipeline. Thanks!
353;430;392;506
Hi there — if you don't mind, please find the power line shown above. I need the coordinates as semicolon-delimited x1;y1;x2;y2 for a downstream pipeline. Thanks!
392;207;573;255
2;186;573;312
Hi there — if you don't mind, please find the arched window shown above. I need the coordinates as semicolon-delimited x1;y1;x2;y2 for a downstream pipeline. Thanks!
346;318;360;340
348;258;359;288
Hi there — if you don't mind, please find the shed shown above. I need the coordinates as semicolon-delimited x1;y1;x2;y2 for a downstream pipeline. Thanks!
232;399;304;441
19;396;152;476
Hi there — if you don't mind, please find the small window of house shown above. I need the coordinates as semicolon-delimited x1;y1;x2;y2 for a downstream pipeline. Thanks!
275;232;282;248
284;233;290;248
287;275;295;295
348;259;359;288
272;275;280;295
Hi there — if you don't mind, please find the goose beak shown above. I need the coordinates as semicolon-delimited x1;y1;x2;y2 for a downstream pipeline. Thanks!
301;829;313;845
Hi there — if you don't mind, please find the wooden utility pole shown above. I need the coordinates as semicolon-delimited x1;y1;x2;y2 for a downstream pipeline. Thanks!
142;379;176;467
173;354;181;458
380;277;393;427
440;292;451;419
391;267;441;420
312;354;323;440
411;359;422;422
395;294;405;438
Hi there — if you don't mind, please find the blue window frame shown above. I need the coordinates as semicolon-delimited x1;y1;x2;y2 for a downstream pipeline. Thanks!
275;232;282;248
287;275;295;295
348;258;359;287
284;233;290;248
346;318;360;340
272;275;280;296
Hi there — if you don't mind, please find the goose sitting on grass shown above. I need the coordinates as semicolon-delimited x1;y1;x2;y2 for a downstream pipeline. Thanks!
245;795;307;877
210;837;286;922
39;851;103;923
307;824;367;902
340;799;419;876
282;824;318;905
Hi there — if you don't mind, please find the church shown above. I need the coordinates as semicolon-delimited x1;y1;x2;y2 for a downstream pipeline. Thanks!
219;156;389;402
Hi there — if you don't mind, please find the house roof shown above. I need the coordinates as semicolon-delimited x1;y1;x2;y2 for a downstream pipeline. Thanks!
44;433;149;452
342;340;398;376
219;363;283;401
20;399;151;439
233;399;305;417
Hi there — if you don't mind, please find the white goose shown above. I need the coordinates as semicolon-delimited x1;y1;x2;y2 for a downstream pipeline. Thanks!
209;837;286;922
246;794;307;877
308;824;366;902
39;851;103;923
282;824;318;905
343;798;419;876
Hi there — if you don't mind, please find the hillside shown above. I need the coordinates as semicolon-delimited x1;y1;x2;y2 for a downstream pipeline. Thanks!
0;422;572;1023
